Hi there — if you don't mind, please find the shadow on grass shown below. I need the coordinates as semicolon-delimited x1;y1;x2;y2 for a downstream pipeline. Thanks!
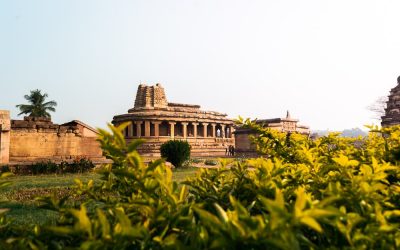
1;202;58;228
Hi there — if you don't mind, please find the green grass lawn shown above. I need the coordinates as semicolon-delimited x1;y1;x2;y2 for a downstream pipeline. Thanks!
0;167;199;227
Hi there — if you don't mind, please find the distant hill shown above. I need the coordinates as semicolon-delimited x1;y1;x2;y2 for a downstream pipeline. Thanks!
341;128;368;138
312;128;368;138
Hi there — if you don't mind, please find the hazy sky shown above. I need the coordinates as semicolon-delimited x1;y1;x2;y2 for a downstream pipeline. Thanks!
1;0;400;130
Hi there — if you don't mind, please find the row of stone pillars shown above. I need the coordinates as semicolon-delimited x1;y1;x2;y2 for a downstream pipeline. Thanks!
124;121;234;139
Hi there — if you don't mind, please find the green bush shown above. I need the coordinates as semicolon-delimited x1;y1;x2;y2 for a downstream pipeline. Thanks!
160;140;191;168
204;159;218;166
5;159;95;175
0;165;10;173
192;158;204;164
181;159;194;168
60;158;95;174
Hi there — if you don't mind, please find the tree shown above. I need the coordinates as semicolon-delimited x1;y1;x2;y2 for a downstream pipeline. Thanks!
367;96;388;121
16;89;57;118
160;140;191;168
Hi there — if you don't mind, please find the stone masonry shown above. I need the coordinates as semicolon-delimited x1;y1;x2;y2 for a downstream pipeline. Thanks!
0;110;11;164
9;116;104;163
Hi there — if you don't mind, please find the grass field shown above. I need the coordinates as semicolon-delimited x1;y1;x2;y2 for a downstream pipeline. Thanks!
0;167;199;227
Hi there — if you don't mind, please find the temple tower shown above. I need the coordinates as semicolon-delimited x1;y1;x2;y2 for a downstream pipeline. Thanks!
382;76;400;127
0;110;10;164
133;83;168;110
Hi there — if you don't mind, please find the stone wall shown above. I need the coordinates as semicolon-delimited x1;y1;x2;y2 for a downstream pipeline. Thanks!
234;130;259;157
0;110;10;164
9;117;104;163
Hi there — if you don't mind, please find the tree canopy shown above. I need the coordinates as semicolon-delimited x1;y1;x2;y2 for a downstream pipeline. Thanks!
16;89;57;118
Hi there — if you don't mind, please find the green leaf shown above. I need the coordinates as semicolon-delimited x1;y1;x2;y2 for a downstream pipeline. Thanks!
300;216;323;233
97;209;111;239
127;139;145;152
294;187;307;217
214;203;229;223
70;205;93;238
193;207;222;229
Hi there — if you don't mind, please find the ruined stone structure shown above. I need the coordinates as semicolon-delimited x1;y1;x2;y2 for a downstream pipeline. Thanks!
112;84;235;156
0;114;104;164
234;111;310;156
0;111;11;164
382;76;400;127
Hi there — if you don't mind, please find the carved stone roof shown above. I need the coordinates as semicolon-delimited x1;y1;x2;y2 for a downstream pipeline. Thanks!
382;76;400;126
113;83;233;124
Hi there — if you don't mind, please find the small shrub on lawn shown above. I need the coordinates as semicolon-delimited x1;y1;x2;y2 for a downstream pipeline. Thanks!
160;140;191;168
204;159;218;166
182;159;194;168
31;161;57;175
0;165;10;173
6;158;95;175
60;158;95;174
191;158;204;164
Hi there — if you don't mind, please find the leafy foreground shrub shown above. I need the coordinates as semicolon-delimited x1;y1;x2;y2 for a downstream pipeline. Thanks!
0;121;399;249
160;140;191;168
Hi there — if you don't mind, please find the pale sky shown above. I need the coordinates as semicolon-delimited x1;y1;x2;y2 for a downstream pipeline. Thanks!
1;0;400;130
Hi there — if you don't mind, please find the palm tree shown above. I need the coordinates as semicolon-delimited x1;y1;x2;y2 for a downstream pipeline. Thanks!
16;89;57;118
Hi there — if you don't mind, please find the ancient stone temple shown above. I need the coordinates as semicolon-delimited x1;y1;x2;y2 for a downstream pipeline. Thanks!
234;111;310;156
382;76;400;127
112;84;235;156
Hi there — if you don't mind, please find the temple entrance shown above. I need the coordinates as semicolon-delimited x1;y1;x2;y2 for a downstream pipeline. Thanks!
132;123;137;137
175;123;183;137
187;123;194;137
150;123;155;136
159;121;169;136
198;124;204;137
207;125;212;137
216;125;223;137
140;123;145;137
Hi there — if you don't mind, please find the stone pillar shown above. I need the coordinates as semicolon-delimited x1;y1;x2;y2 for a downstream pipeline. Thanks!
144;121;151;137
202;123;209;138
192;122;198;138
169;122;176;139
230;127;235;138
152;121;161;137
0;110;10;164
181;122;188;139
127;122;133;138
221;124;226;138
211;124;216;138
135;121;143;138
